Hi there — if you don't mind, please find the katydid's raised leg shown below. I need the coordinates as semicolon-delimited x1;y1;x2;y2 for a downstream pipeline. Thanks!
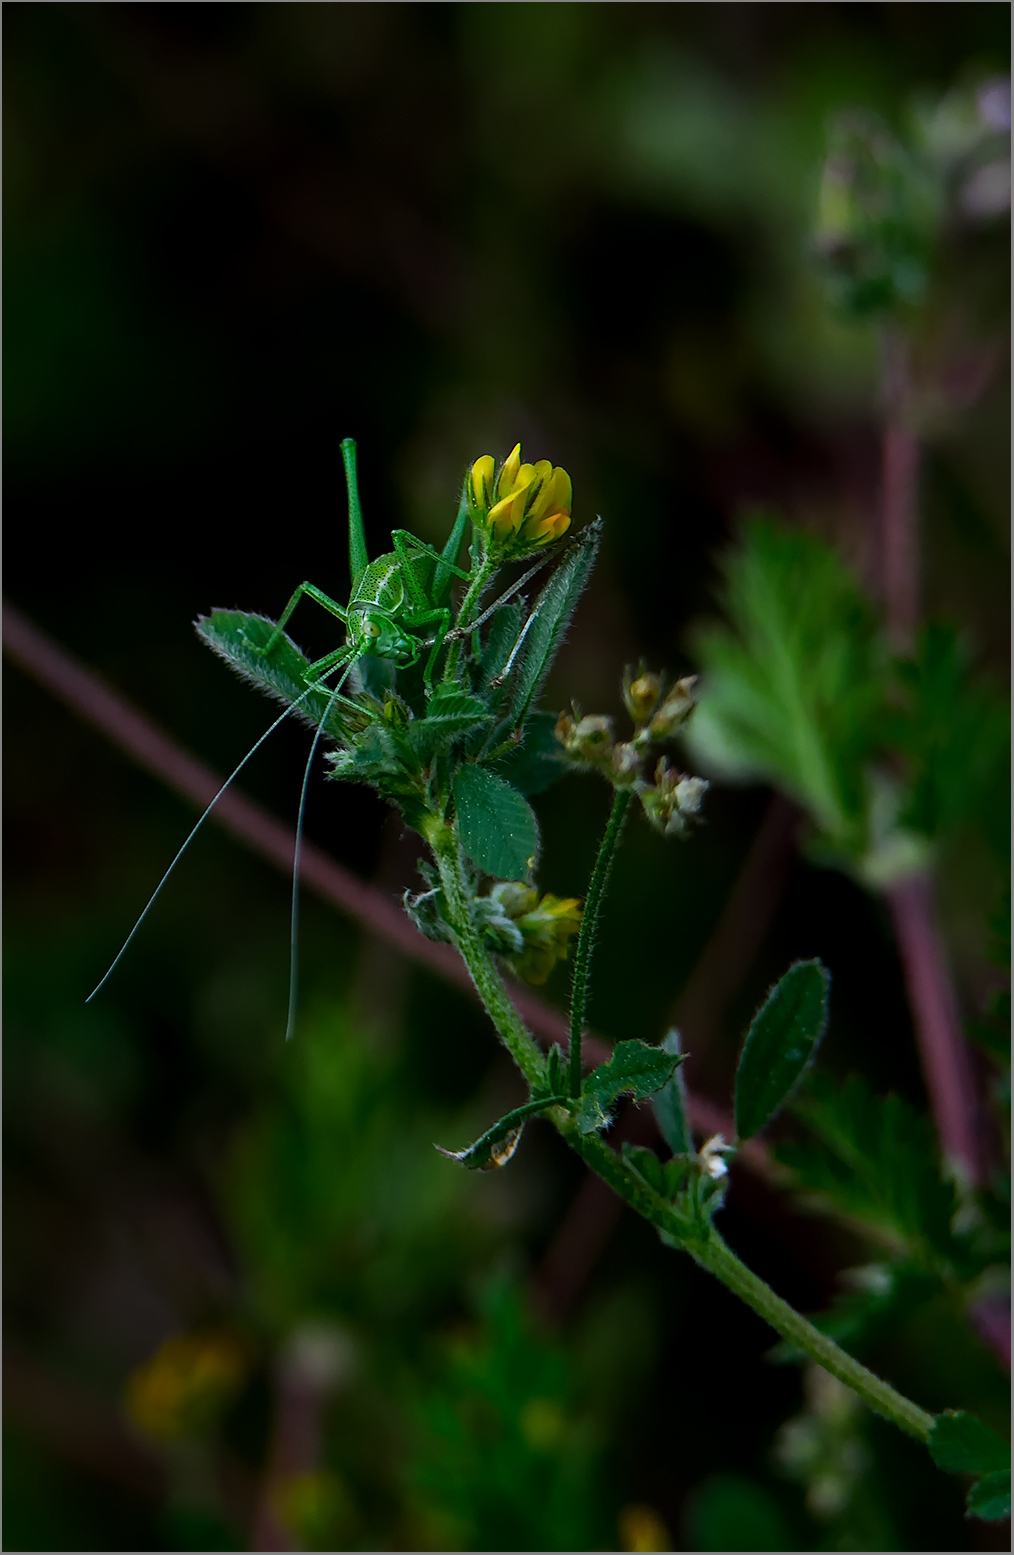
342;438;369;588
260;582;349;658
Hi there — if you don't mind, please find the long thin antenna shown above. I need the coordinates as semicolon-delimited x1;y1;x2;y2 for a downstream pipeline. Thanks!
285;659;357;1042
86;687;319;1004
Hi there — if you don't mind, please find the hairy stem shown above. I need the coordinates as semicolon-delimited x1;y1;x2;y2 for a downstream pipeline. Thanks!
690;1234;935;1440
425;818;545;1088
440;840;936;1444
569;789;632;1096
443;557;498;683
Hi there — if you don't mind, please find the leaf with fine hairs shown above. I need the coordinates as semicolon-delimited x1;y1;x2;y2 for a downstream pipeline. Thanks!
506;521;601;726
197;610;350;739
734;960;829;1141
453;764;540;880
576;1039;681;1135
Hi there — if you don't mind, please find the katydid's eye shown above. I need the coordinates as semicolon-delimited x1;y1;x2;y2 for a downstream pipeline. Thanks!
363;619;381;639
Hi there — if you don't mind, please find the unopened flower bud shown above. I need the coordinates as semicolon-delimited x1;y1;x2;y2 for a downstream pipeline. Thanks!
555;710;614;766
698;1134;734;1180
486;883;582;985
648;676;698;740
623;670;662;725
610;741;642;786
640;757;709;836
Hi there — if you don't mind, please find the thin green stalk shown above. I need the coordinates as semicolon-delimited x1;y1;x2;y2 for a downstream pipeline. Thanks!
443;556;497;683
425;818;545;1088
437;844;936;1445
689;1235;936;1441
568;788;632;1096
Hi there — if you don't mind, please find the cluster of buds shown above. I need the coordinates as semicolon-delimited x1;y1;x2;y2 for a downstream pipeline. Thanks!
640;759;709;838
477;881;582;986
555;669;708;837
469;443;573;558
405;871;581;986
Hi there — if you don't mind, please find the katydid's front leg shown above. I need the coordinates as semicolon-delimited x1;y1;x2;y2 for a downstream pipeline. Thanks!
259;582;349;658
300;644;364;715
401;605;453;691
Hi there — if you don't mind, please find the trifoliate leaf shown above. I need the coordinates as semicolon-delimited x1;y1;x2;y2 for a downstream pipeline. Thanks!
453;764;540;880
776;1072;959;1265
966;1471;1011;1522
652;1029;693;1154
493;710;568;796
686;519;885;860
197;610;351;738
576;1039;681;1135
734;960;829;1140
408;689;490;761
928;1411;1010;1476
436;1096;565;1171
507;521;601;726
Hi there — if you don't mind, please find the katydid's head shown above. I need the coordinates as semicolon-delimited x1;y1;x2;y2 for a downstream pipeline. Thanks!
469;444;572;559
356;611;415;663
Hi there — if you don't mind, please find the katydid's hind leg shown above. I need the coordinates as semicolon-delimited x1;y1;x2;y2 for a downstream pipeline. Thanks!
391;531;470;612
259;582;349;657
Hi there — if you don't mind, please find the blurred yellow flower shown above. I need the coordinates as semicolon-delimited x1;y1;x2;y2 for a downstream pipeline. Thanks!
125;1330;247;1442
469;443;572;554
619;1502;672;1552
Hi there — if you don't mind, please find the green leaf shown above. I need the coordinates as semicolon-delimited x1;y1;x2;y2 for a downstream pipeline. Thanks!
687;1473;797;1553
506;521;601;725
776;1072;959;1266
576;1038;681;1135
492;711;568;796
734;960;829;1140
966;1471;1011;1522
453;764;540;880
652;1028;693;1154
478;601;526;688
197;610;350;738
686;518;885;858
408;689;490;761
436;1096;564;1171
928;1412;1010;1476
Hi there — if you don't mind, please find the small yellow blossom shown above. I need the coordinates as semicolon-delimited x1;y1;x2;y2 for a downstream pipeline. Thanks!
487;882;582;985
125;1330;247;1441
469;443;572;556
619;1503;673;1552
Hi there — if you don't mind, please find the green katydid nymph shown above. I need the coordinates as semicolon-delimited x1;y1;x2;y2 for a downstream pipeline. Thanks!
87;437;600;1041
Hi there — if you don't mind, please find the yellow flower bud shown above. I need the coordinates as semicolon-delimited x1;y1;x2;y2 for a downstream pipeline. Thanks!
468;443;573;556
623;670;662;725
470;454;495;512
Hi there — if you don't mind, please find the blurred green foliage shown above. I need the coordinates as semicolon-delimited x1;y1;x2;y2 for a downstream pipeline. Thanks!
4;4;1008;1550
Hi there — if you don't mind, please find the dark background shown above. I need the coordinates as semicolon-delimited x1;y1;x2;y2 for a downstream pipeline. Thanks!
4;5;1009;1551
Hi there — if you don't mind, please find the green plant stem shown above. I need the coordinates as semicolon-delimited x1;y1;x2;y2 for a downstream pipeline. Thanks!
443;557;498;683
690;1233;935;1440
568;788;632;1096
435;826;936;1445
425;818;545;1088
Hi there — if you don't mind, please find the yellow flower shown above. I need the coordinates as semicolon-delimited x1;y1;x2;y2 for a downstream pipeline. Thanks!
513;889;582;984
125;1330;247;1442
469;443;572;555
